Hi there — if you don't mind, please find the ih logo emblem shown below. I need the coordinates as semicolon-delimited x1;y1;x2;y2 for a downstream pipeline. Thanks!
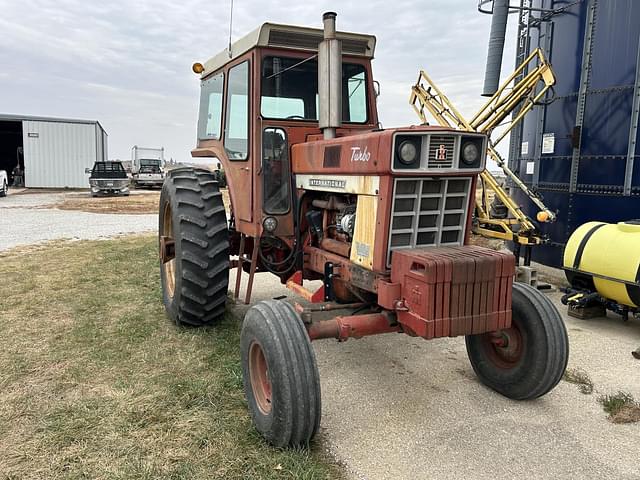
437;144;447;161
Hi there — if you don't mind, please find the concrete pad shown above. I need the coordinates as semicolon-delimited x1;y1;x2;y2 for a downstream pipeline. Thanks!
230;269;640;480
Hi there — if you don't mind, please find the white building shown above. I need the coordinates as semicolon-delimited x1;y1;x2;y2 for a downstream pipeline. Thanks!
0;114;108;188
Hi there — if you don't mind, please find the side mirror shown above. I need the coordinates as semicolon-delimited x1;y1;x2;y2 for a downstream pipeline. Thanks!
85;168;91;174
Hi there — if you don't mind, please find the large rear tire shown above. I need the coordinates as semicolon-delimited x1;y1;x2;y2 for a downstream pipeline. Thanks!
465;282;569;400
241;300;321;447
159;167;229;326
0;180;7;197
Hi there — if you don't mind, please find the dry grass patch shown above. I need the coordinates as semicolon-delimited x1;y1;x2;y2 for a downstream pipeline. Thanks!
0;236;340;479
598;392;640;424
563;367;594;394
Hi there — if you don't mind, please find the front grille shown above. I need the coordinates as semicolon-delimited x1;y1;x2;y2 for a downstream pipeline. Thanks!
95;179;128;188
388;177;471;265
427;135;456;169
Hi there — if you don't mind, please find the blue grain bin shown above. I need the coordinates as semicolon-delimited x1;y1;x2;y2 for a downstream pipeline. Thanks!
507;0;640;266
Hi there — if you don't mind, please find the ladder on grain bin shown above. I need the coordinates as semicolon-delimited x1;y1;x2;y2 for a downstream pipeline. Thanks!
410;47;557;247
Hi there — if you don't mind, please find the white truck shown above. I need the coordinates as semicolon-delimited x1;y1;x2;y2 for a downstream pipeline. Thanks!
131;146;165;188
0;170;7;197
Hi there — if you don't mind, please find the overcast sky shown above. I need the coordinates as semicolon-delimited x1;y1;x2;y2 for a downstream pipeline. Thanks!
0;0;516;162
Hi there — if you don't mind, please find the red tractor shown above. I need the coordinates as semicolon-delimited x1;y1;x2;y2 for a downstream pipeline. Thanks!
159;13;568;447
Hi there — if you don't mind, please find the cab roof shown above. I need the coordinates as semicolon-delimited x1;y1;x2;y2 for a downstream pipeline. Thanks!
200;22;376;77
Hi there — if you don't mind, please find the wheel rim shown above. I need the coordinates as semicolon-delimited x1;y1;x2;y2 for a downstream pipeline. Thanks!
249;341;272;415
161;202;176;299
481;321;525;369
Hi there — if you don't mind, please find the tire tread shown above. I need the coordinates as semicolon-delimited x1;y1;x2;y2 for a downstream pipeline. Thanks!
241;300;321;447
159;167;229;326
466;282;569;400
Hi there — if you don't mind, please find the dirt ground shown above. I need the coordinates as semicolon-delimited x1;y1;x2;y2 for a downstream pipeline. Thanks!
52;188;230;215
55;191;162;214
467;233;505;250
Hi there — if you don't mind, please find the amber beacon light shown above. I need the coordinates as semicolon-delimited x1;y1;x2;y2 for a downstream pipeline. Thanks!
192;62;204;74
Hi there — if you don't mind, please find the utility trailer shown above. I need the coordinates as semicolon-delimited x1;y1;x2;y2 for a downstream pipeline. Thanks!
158;13;569;447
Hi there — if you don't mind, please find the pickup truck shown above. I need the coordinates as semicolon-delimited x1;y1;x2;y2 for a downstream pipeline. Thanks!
131;146;165;188
133;162;164;188
0;170;7;197
87;161;130;197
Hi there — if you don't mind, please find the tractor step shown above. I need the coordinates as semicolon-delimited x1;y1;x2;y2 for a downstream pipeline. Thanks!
234;234;258;305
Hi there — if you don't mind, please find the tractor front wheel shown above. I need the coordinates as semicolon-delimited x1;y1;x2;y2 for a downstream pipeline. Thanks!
241;300;321;447
465;282;569;400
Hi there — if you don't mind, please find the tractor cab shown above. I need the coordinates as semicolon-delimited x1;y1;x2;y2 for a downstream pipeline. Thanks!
191;17;379;238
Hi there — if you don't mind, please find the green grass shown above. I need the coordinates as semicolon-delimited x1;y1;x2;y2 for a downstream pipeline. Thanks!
597;391;640;424
0;236;341;479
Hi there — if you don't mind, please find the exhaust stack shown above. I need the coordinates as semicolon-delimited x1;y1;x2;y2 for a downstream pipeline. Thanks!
318;11;342;139
482;0;509;97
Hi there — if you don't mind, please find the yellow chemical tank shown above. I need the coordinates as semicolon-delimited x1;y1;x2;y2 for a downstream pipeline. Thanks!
563;221;640;309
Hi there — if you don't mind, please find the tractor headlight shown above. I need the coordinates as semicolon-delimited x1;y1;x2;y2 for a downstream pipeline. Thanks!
461;142;479;165
394;135;422;170
398;141;418;165
262;216;278;233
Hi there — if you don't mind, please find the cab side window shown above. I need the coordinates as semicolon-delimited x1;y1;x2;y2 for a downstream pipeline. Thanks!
344;66;367;123
262;128;290;214
197;73;224;140
224;61;250;160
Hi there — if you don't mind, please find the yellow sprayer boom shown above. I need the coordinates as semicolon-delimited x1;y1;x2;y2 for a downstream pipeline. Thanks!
409;48;557;245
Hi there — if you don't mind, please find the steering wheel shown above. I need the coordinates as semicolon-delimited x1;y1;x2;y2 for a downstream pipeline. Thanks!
285;115;305;120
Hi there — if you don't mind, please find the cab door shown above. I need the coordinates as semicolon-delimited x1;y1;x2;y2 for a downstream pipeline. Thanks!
223;59;252;222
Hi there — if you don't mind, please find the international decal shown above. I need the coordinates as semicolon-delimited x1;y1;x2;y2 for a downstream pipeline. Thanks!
309;178;347;189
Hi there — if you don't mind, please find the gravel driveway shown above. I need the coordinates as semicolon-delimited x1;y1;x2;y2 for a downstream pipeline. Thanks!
0;192;157;252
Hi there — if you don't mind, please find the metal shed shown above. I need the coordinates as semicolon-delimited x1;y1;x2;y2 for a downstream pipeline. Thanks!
0;114;108;188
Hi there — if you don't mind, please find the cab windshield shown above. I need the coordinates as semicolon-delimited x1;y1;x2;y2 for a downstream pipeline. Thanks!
261;56;368;123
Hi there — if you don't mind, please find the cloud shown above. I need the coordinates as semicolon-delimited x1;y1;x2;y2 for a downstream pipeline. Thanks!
0;0;517;162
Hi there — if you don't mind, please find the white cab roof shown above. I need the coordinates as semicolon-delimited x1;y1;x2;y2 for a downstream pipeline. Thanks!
201;22;376;77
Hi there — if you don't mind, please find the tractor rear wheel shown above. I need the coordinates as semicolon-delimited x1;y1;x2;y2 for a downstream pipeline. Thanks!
465;282;569;400
159;167;229;326
240;300;321;447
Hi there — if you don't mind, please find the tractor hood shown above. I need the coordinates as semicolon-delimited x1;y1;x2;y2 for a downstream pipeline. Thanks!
291;126;487;175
